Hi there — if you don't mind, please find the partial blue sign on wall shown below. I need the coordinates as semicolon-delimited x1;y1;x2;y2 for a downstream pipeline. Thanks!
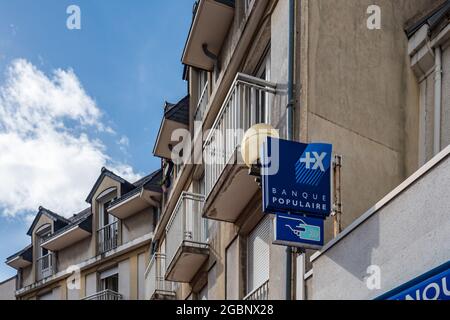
273;213;324;250
377;261;450;300
262;137;332;218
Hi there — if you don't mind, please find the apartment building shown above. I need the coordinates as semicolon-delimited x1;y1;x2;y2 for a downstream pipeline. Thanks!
0;276;16;300
310;0;450;300
4;0;449;301
148;0;443;301
5;168;162;300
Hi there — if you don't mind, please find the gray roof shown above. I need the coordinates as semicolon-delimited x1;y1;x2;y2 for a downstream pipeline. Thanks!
10;168;161;263
6;244;32;263
406;0;450;38
135;169;163;193
26;207;71;236
164;95;189;125
69;207;92;223
43;209;93;243
85;167;135;203
108;169;162;209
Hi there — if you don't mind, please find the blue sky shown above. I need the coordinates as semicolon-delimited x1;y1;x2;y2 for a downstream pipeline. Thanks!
0;0;195;281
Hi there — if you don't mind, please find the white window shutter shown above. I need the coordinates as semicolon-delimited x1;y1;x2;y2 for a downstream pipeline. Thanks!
247;217;270;294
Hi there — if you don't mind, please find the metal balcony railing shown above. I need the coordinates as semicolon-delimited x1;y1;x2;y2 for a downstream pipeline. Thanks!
83;289;123;301
146;253;175;299
244;280;269;301
203;73;276;198
165;192;207;272
36;253;55;280
97;221;119;254
194;82;209;122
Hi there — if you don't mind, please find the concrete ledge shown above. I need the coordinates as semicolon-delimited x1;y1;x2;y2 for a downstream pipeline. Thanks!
311;144;450;264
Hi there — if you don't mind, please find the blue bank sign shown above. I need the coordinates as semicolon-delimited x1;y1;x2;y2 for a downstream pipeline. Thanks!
262;138;332;218
377;261;450;300
273;213;324;250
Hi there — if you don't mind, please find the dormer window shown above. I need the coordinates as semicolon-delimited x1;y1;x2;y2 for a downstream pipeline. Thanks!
100;198;116;228
36;225;55;280
97;188;119;254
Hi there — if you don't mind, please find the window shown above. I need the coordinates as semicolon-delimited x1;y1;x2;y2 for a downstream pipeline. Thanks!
102;274;118;292
36;225;53;280
255;50;271;124
97;190;119;253
99;198;117;228
246;217;270;295
195;70;209;122
194;175;210;242
37;228;51;258
198;70;208;99
418;73;439;165
100;267;119;293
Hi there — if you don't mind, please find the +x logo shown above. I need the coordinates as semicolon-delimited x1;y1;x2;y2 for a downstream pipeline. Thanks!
295;144;331;186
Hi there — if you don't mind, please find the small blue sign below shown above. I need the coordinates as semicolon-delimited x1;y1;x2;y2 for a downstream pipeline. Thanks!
273;213;324;250
262;138;332;218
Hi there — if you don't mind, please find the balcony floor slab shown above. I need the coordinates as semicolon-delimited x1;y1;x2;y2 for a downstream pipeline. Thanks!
203;150;259;223
165;243;209;283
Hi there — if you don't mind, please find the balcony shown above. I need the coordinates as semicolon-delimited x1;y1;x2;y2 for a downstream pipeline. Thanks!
83;290;123;301
97;221;119;254
5;245;32;270
165;192;209;283
36;253;55;281
153;96;189;159
108;187;161;220
244;280;269;300
203;73;276;222
182;0;235;70
145;253;176;300
41;214;92;252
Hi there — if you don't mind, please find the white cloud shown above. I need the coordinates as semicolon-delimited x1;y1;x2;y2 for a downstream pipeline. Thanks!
0;59;141;218
117;135;130;154
118;136;129;147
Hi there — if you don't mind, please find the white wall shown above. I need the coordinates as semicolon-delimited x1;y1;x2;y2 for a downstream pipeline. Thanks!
310;147;450;299
0;277;16;300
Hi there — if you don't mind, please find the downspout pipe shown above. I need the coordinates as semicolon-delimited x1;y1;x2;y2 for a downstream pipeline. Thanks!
287;0;295;141
434;46;442;155
286;0;296;301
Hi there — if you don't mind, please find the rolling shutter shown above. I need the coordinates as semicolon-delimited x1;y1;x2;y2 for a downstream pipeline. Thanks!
226;237;239;300
247;217;270;294
100;267;118;280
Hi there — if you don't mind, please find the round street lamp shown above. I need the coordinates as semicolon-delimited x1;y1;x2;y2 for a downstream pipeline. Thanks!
241;123;279;170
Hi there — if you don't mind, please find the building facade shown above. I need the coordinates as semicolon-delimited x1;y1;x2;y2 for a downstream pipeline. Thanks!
5;168;162;300
4;0;450;301
149;0;449;301
310;1;450;300
0;277;16;300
